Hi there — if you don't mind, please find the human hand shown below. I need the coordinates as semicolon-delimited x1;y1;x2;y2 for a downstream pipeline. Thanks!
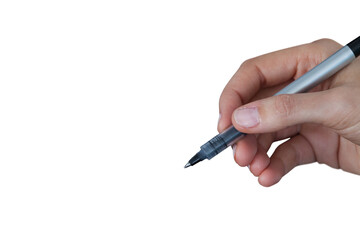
218;39;360;187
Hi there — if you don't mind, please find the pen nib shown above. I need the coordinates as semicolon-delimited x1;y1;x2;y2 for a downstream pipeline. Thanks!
184;162;191;168
184;151;206;169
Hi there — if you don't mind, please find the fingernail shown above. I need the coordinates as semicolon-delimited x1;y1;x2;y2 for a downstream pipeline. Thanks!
234;107;260;128
218;113;222;126
232;144;236;157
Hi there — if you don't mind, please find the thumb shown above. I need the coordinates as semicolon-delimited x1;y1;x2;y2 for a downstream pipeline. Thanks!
231;91;344;134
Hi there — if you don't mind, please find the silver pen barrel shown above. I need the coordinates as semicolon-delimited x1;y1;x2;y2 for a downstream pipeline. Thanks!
275;46;355;96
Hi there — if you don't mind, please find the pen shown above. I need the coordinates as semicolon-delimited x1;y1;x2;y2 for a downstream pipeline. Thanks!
185;36;360;168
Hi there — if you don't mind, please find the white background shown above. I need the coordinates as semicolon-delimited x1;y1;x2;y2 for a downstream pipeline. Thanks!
0;0;359;239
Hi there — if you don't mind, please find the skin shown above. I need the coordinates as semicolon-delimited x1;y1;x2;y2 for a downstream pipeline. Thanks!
218;39;360;187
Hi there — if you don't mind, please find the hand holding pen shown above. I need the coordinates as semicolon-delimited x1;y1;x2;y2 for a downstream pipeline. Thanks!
186;37;360;187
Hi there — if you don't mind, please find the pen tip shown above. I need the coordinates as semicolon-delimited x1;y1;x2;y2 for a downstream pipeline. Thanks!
184;151;206;169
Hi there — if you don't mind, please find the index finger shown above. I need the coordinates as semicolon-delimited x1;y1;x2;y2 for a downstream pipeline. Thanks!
217;39;341;132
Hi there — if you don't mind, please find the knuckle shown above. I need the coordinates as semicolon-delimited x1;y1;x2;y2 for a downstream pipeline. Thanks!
311;38;342;54
311;38;342;49
239;58;255;70
312;38;336;45
274;94;296;118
